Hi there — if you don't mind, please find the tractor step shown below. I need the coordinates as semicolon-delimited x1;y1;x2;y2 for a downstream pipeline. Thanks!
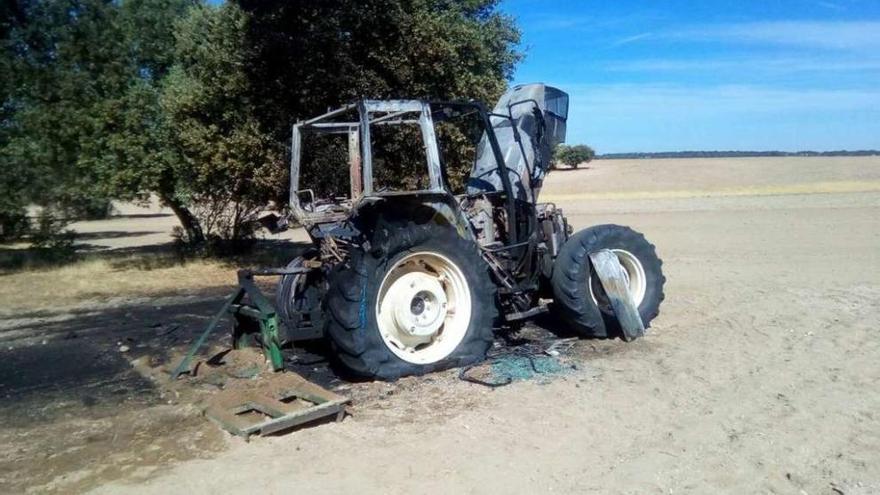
203;371;348;441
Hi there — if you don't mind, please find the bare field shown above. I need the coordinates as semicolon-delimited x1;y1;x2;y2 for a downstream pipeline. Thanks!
1;157;879;494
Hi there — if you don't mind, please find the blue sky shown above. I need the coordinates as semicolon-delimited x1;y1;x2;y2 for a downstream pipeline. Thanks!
501;0;880;153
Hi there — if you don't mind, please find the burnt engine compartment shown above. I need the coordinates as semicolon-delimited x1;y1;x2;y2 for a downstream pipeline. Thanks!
460;193;571;312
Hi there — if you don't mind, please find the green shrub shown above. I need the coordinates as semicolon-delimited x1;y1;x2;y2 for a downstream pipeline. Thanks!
554;144;596;168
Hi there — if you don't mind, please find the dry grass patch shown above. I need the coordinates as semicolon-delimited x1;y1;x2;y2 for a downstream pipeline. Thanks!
0;257;237;315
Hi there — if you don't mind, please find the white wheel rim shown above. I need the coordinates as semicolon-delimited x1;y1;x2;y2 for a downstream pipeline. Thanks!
376;251;472;364
589;249;647;309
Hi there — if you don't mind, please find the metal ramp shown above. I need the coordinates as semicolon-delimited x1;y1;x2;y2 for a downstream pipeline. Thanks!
203;371;348;441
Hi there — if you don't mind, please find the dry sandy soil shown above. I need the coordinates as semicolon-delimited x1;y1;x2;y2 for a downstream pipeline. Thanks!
1;156;879;494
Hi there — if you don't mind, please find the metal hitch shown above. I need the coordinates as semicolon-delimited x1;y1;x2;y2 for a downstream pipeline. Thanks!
170;267;311;379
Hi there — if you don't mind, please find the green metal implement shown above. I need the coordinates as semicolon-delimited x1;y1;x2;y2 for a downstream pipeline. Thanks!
203;371;348;440
171;267;309;379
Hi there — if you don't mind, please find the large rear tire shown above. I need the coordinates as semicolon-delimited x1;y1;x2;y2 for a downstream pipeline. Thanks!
325;222;497;380
551;224;665;338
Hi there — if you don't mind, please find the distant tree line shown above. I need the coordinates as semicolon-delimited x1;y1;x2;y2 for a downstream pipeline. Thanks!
1;0;521;249
598;150;880;160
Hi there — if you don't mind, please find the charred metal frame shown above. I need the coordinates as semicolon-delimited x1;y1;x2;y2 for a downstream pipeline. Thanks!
289;100;448;226
289;99;524;251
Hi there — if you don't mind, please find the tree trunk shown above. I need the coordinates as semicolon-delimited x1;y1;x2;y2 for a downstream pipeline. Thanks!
160;193;205;244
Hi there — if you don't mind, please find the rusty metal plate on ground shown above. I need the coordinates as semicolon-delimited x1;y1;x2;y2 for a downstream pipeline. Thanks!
203;372;348;440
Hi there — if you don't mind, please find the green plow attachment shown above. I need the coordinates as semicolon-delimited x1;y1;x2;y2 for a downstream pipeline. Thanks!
171;267;308;379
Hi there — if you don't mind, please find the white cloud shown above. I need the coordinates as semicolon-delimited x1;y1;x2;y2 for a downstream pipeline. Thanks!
675;21;880;51
610;32;654;48
524;11;668;34
566;83;880;116
529;14;597;31
815;1;846;11
605;57;880;74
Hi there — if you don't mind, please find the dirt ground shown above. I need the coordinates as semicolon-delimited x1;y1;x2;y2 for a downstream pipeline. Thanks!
1;156;879;494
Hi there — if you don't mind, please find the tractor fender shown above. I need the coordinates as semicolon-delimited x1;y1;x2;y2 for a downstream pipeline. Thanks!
350;192;475;243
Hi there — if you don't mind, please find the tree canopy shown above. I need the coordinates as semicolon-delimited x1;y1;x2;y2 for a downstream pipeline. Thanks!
554;144;596;169
1;0;520;245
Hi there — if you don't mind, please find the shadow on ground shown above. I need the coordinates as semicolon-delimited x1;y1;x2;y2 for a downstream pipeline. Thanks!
74;230;164;241
0;239;313;426
0;289;227;427
0;237;308;272
107;213;174;220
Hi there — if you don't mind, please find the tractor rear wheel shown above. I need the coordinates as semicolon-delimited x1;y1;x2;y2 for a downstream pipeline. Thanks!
325;222;497;380
551;224;665;338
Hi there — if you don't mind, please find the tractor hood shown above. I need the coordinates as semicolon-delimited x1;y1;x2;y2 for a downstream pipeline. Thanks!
468;83;569;202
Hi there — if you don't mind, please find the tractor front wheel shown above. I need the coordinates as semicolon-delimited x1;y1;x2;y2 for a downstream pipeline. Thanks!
551;224;665;338
325;222;497;380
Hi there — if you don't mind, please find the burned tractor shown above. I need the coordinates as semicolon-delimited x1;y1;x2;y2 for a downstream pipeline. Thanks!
192;84;665;381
